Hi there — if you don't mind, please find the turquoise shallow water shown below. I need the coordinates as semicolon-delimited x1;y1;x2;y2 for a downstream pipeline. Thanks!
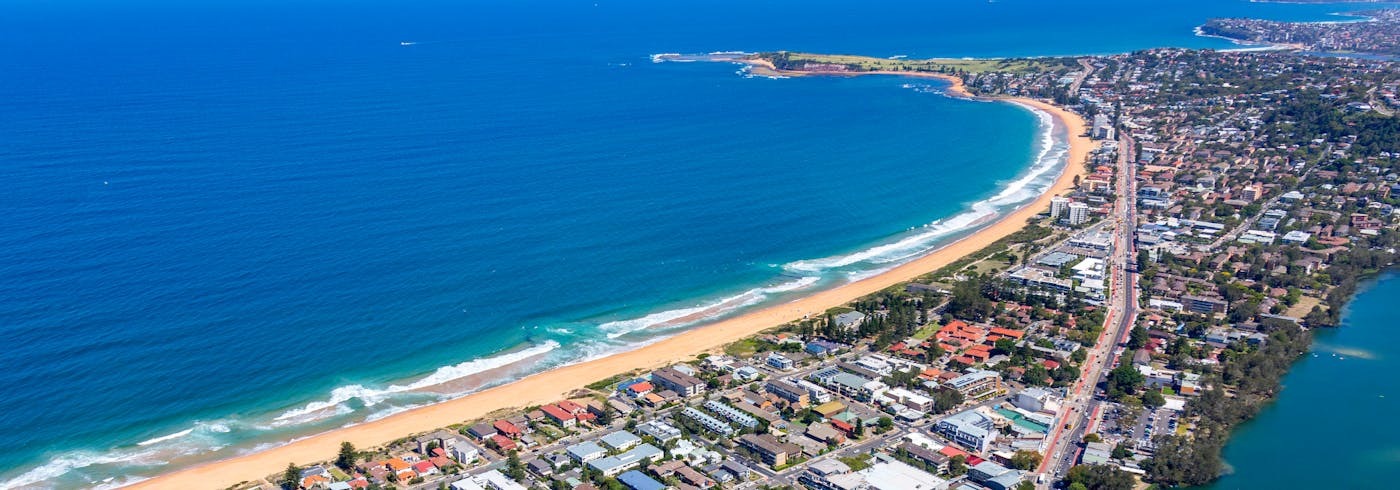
0;0;1385;487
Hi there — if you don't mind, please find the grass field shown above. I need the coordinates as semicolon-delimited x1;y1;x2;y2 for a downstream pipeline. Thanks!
724;338;763;358
1284;295;1322;318
912;322;944;341
764;52;1075;75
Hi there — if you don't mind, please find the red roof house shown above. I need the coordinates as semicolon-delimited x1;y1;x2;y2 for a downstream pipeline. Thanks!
493;420;522;439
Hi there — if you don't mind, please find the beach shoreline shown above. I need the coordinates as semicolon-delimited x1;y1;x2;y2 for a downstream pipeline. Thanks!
739;57;973;97
125;70;1094;490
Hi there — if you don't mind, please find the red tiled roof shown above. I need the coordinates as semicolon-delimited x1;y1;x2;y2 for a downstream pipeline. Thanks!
989;327;1025;338
939;446;969;458
493;420;521;435
542;404;575;421
491;434;518;450
556;400;584;414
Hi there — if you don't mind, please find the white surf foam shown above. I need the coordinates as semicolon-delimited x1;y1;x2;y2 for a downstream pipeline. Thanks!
5;90;1073;490
136;428;193;447
271;340;560;425
0;425;231;490
599;276;820;339
784;102;1064;275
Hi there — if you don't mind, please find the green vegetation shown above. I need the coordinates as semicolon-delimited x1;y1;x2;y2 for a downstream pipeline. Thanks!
1143;321;1311;487
586;371;639;391
1064;463;1135;490
838;453;873;471
279;463;301;490
759;52;1078;75
335;441;356;471
1009;450;1043;470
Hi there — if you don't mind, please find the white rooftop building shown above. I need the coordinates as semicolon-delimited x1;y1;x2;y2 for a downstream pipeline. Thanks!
860;459;950;490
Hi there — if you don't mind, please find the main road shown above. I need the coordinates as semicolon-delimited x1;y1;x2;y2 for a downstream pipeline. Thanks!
1035;133;1139;485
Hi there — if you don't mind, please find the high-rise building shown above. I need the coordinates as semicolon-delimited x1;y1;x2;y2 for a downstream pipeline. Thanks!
1049;196;1070;219
1066;202;1089;225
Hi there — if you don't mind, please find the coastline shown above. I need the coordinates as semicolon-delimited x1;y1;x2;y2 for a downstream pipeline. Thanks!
739;57;973;97
126;73;1093;490
1201;272;1400;488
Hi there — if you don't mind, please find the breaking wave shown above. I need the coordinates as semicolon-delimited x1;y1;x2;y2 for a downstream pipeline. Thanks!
600;276;820;339
0;77;1072;490
785;102;1065;275
271;340;562;426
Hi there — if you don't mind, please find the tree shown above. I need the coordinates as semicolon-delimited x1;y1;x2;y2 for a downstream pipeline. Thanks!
994;338;1018;354
1304;304;1332;327
335;441;357;470
280;462;301;490
506;451;527;482
1068;483;1088;490
1111;442;1133;460
926;342;945;360
1142;389;1166;408
1107;358;1145;398
1064;463;1135;490
1071;347;1088;364
1082;433;1102;443
932;388;965;414
1143;434;1224;487
1126;325;1149;350
946;279;994;321
1009;450;1042;470
948;455;968;476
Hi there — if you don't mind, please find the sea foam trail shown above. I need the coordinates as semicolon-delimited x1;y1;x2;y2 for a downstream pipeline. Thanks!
786;102;1064;275
600;276;820;339
136;428;193;447
272;340;562;425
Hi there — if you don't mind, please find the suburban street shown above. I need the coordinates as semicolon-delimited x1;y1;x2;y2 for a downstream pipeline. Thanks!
1036;132;1139;485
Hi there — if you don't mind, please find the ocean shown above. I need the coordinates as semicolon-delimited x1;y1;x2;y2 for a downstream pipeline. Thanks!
0;1;1383;488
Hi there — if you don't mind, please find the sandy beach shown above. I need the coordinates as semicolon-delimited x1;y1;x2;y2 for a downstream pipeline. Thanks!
127;76;1093;490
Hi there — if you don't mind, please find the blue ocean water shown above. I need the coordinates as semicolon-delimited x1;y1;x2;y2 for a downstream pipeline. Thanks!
0;0;1381;488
